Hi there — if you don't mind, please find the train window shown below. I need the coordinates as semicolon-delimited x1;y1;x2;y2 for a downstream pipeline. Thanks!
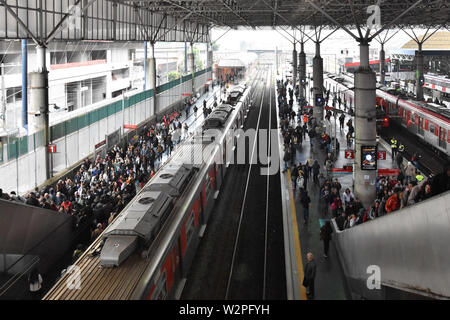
185;211;195;245
429;123;435;133
153;271;167;300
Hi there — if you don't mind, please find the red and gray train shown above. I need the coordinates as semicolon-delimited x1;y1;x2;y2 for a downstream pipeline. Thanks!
44;83;253;300
324;72;450;159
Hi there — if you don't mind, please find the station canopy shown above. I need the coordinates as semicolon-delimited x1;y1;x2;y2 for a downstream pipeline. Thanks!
129;0;449;29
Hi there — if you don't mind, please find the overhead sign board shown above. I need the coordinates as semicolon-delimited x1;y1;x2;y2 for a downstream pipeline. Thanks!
377;151;387;160
378;168;400;176
344;149;355;159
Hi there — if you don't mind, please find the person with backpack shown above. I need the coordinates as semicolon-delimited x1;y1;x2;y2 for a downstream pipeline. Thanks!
301;191;311;225
320;221;333;258
193;105;198;118
283;147;291;173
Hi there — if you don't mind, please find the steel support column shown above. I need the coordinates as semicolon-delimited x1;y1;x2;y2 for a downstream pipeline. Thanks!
313;42;324;130
22;39;28;131
189;42;195;95
354;42;377;208
29;44;50;179
299;42;306;101
379;44;385;85
275;47;279;75
146;42;157;115
144;41;148;90
184;42;188;74
416;42;424;100
293;43;298;89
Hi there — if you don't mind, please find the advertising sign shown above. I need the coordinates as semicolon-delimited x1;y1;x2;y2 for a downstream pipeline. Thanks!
361;145;377;170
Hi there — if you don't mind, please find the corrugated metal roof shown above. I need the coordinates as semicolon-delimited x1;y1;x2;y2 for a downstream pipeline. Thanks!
401;31;450;50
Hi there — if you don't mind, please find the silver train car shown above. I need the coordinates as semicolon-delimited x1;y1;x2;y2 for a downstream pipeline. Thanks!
44;81;254;300
324;72;450;158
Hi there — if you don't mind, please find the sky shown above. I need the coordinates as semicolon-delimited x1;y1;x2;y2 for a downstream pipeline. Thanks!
210;27;443;56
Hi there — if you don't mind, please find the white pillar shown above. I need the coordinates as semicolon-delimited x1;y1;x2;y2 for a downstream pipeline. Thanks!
29;44;50;179
189;42;195;95
354;42;377;208
145;42;157;115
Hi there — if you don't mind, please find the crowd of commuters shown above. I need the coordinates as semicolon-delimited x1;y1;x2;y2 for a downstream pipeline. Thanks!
277;78;450;300
0;95;215;258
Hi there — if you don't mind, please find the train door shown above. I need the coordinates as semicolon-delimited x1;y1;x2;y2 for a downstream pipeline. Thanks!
151;271;168;300
439;126;447;149
418;116;424;136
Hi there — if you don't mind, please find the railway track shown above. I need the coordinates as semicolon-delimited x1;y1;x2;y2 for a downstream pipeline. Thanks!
181;66;286;300
379;122;446;177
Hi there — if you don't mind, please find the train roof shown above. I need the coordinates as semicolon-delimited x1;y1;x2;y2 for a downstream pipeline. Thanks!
409;100;450;120
44;84;250;300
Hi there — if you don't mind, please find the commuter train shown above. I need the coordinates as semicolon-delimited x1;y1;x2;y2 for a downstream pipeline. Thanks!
324;72;450;158
44;79;255;300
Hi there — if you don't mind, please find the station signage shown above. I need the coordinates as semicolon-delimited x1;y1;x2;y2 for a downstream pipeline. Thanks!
331;168;353;174
182;93;191;96
344;149;355;159
123;124;137;130
377;151;387;160
361;145;377;170
378;169;400;176
48;145;56;153
95;140;106;149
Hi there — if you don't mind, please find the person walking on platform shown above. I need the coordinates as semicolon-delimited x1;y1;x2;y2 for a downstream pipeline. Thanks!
320;221;333;258
303;253;317;299
390;138;398;158
193;105;198;118
300;191;311;225
339;113;345;131
312;160;321;185
283;148;291;173
395;152;403;169
291;163;299;190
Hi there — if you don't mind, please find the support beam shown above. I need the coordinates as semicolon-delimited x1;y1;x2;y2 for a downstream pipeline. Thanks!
354;42;377;208
292;43;297;89
0;0;40;45
144;41;148;90
379;43;385;85
313;41;324;138
298;42;306;101
22;39;28;131
416;42;424;100
190;42;196;95
184;42;188;74
29;45;50;179
145;42;157;115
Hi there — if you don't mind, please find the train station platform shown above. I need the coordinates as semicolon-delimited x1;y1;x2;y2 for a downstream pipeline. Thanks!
277;83;397;300
0;84;226;300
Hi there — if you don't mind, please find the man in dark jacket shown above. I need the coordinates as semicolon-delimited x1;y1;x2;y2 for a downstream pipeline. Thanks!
26;192;40;207
320;221;333;258
303;252;317;299
301;191;311;224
